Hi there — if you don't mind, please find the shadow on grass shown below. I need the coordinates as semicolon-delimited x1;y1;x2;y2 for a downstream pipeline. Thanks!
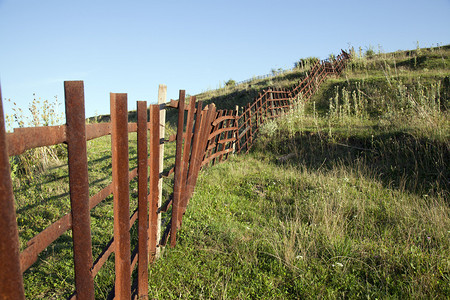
257;130;449;197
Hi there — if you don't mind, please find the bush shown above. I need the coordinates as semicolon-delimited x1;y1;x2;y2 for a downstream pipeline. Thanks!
225;79;236;87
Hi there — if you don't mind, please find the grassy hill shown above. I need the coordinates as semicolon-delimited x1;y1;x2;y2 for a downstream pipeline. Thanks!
146;45;449;298
11;44;450;298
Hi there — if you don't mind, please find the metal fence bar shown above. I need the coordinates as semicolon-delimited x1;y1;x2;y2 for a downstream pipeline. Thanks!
137;101;149;299
64;81;96;299
179;97;196;223
111;93;131;299
170;90;185;247
6;126;66;156
0;86;25;299
199;105;217;168
182;102;205;211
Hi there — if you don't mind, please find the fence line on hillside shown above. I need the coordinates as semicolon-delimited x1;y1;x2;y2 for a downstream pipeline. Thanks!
0;49;350;299
223;50;350;158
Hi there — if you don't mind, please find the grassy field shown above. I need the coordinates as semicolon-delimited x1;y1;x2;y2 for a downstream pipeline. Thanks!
145;45;449;299
8;44;450;298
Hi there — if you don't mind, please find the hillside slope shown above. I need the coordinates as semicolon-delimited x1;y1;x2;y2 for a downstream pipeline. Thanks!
146;45;449;298
13;45;449;298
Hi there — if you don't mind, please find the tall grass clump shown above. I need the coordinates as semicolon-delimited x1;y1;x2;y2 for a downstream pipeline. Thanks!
6;95;66;183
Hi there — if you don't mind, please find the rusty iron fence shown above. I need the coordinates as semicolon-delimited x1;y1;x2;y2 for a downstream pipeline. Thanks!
233;50;350;155
0;83;224;299
0;49;350;299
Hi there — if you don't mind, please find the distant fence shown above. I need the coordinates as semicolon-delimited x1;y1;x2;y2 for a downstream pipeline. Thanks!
231;50;350;156
0;50;350;299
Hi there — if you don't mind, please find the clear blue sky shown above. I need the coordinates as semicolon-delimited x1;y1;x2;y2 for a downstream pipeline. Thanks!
1;0;449;121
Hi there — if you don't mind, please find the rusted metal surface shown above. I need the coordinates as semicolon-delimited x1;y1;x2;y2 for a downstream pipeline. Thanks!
170;90;185;247
211;114;237;126
91;237;115;277
91;208;138;277
7;125;66;157
0;87;26;299
85;122;138;142
130;245;139;275
137;101;149;299
0;49;351;297
20;213;72;272
201;148;234;166
148;104;160;261
157;194;173;214
219;110;235;162
234;51;351;155
165;98;197;112
111;92;131;299
161;166;174;178
208;125;238;140
166;134;177;143
182;101;204;214
185;105;216;207
198;105;216;169
85;123;111;141
207;110;223;163
178;97;197;226
65;81;96;300
20;167;138;273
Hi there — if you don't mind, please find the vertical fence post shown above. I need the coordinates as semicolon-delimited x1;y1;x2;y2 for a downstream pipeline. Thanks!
111;93;131;299
156;84;166;258
64;81;96;299
248;104;253;149
233;105;239;154
242;104;248;153
137;101;148;299
170;90;185;247
148;104;160;261
0;87;25;299
184;101;204;206
211;110;224;166
179;97;196;223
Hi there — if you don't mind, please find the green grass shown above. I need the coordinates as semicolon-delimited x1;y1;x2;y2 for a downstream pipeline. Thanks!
148;153;449;298
146;44;449;298
10;44;450;298
15;130;178;298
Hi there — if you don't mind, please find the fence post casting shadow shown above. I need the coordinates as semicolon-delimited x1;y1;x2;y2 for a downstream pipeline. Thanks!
111;93;131;299
65;81;96;299
0;85;26;299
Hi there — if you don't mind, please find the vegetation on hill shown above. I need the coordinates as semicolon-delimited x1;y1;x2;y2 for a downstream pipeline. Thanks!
6;44;450;298
147;44;449;298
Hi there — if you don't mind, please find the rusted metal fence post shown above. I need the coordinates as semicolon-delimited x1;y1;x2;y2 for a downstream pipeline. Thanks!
179;97;196;224
170;90;185;247
137;101;149;299
183;101;204;209
111;93;131;299
233;105;238;154
148;104;160;261
64;81;96;299
0;87;25;299
248;104;253;149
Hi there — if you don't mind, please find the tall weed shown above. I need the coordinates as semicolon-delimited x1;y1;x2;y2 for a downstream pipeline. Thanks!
6;95;66;183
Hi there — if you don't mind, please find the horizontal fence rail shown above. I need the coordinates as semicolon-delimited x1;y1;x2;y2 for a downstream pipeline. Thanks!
0;49;350;299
